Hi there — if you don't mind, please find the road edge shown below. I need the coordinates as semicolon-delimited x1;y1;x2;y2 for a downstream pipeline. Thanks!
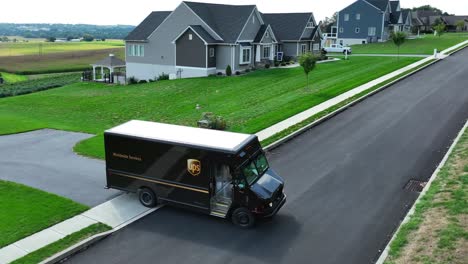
375;119;468;264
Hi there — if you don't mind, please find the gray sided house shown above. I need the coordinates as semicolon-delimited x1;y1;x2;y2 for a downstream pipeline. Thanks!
331;0;412;46
124;1;322;80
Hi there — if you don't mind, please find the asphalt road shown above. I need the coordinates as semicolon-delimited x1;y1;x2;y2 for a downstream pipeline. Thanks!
68;48;468;264
0;129;120;206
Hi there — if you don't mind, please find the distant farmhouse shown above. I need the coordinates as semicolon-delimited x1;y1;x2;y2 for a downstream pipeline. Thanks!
124;1;322;80
412;12;468;33
325;0;412;46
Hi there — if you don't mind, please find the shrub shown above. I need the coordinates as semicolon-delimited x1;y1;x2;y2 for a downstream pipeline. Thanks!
289;60;295;64
198;112;228;130
226;65;232;76
128;76;138;84
281;62;286;66
274;62;280;67
235;71;241;76
251;66;257;71
0;73;80;98
285;62;290;65
157;73;169;81
217;72;223;76
245;69;251;73
138;80;147;84
265;64;271;69
148;79;155;83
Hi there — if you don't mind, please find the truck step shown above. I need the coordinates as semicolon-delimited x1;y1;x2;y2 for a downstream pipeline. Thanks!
210;210;227;218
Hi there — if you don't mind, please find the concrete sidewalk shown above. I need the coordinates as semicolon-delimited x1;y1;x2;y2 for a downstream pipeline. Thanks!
1;39;466;264
0;194;158;264
256;39;468;141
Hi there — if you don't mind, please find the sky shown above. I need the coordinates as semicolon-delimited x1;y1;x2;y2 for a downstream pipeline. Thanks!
1;0;467;26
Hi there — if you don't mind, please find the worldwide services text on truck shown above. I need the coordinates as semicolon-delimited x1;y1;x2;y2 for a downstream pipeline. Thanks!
104;120;286;228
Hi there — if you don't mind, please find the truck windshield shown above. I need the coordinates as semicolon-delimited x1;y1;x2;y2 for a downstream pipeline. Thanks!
242;153;269;185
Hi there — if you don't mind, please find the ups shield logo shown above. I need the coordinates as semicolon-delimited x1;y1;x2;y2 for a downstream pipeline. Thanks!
187;159;201;176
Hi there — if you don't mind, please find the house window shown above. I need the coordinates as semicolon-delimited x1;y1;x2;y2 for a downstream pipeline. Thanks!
344;14;349;21
356;13;360;20
313;43;320;51
189;34;193;40
265;31;269;38
355;27;360;33
252;15;255;24
339;27;344;33
368;27;376;36
263;46;271;59
209;48;215;57
127;44;144;57
301;44;307;54
240;46;251;64
306;22;314;28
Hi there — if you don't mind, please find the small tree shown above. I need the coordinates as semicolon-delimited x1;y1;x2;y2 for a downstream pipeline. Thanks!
83;34;94;42
456;20;465;32
433;23;446;37
226;65;232;76
46;37;56;42
298;53;317;90
390;31;406;61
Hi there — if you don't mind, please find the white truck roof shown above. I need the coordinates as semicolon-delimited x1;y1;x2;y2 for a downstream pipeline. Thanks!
105;120;255;153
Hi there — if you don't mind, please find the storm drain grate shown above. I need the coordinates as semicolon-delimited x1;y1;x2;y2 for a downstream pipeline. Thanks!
404;179;427;192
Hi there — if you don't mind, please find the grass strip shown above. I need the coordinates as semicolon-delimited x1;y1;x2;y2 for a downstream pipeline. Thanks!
11;223;111;264
0;180;88;248
0;73;80;98
384;125;468;263
261;59;436;147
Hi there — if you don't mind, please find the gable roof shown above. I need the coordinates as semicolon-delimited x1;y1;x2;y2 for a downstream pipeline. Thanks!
92;55;126;67
262;13;313;41
442;16;468;25
389;1;399;13
390;11;401;24
253;25;268;43
125;11;171;41
173;25;221;44
365;0;389;11
183;1;256;43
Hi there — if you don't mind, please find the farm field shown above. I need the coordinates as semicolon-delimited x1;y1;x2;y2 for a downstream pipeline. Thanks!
0;56;420;159
351;33;468;54
0;48;125;74
0;40;124;56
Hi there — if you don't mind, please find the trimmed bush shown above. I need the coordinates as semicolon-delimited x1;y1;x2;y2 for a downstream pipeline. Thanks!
138;80;148;84
217;72;223;76
245;69;251;73
265;64;271;69
226;65;232;76
281;62;286;66
157;73;169;81
0;73;80;98
235;71;241;76
128;76;138;84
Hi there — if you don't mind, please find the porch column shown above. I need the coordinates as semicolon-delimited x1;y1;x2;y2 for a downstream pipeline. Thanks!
101;67;104;80
92;66;96;80
270;44;274;60
256;45;261;62
110;67;114;83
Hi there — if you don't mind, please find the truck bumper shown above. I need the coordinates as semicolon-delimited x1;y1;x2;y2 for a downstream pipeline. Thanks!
262;194;287;218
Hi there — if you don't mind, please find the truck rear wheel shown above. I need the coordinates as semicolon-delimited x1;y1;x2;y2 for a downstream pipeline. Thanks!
231;207;255;228
138;187;157;208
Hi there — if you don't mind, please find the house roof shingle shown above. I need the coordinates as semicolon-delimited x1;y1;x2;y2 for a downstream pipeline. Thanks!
365;0;389;11
92;55;126;67
253;24;268;43
183;1;256;43
125;11;171;41
442;16;468;25
389;1;399;13
262;13;312;41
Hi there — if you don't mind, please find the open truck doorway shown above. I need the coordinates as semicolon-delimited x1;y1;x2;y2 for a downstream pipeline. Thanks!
104;120;286;228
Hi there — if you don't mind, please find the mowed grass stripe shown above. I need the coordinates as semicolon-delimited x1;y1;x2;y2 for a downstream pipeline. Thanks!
0;56;419;158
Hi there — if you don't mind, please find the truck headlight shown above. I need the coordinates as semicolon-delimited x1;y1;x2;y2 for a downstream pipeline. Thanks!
269;202;273;207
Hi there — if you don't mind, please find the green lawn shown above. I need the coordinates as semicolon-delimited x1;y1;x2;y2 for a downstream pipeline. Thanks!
351;33;468;54
0;72;28;83
11;223;111;264
0;40;124;57
0;56;419;159
0;180;88;248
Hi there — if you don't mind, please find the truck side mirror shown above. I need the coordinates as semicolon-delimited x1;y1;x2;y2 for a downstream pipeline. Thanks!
237;183;245;189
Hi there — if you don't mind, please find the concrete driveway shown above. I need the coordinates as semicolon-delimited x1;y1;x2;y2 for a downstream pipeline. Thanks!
0;129;120;206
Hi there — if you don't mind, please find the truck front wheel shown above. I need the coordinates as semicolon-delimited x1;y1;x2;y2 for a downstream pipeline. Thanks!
138;187;157;207
231;207;255;228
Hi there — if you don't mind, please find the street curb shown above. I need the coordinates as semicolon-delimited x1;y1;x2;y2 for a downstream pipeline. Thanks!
264;57;440;151
375;119;468;264
39;205;161;264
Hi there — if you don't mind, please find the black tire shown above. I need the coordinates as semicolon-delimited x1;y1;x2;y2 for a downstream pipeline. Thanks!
138;187;157;208
231;207;255;228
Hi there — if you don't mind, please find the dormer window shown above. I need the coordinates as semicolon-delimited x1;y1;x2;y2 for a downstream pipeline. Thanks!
189;34;193;40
